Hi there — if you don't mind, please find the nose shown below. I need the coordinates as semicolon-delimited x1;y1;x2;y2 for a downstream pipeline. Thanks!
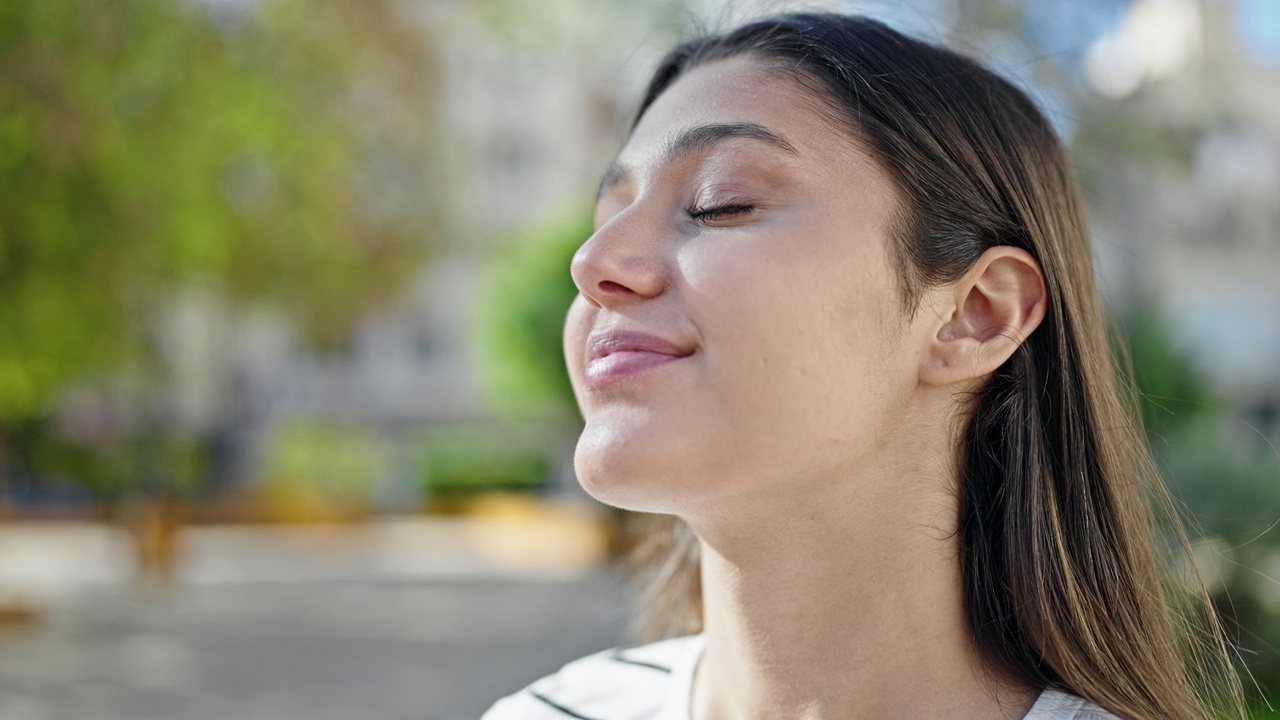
570;209;668;309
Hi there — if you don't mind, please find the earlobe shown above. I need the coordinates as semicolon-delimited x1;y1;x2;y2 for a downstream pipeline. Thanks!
920;247;1047;387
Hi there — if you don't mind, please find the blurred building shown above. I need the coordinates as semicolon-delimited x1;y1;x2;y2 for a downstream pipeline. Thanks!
1080;0;1280;439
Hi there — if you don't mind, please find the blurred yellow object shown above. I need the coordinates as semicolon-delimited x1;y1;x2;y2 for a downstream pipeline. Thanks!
465;493;549;519
119;496;185;587
253;483;373;525
462;494;609;573
0;595;41;631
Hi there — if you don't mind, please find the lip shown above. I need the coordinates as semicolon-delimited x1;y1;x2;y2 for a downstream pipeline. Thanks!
584;329;694;389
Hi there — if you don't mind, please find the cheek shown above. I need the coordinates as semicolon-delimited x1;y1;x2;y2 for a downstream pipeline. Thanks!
683;228;898;370
679;233;908;471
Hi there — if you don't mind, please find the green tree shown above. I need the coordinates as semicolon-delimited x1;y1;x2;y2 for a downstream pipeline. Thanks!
476;211;589;418
0;0;439;499
1121;307;1280;705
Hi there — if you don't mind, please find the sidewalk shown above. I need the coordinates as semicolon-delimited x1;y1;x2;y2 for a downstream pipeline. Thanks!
0;572;630;720
0;508;630;720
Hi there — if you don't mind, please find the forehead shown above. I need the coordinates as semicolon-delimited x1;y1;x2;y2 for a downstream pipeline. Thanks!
620;55;867;173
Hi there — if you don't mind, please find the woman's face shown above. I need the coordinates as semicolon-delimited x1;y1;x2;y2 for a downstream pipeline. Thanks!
564;56;932;515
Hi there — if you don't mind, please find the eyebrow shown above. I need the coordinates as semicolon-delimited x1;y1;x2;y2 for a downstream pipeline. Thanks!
596;121;798;200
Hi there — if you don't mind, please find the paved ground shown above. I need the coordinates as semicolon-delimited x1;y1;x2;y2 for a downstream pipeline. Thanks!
0;520;632;720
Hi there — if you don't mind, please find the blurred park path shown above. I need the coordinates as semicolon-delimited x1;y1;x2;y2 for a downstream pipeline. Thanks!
0;516;629;720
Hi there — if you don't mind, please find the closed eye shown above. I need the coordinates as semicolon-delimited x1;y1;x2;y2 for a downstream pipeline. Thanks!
687;204;755;224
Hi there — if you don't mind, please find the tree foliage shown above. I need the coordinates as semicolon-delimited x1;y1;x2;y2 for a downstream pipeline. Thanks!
476;211;588;418
0;0;438;426
1121;307;1280;702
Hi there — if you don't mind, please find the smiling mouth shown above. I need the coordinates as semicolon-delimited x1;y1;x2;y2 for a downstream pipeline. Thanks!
583;349;690;389
582;327;695;391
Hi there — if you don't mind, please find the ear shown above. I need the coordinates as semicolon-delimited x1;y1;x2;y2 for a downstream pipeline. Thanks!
920;246;1047;387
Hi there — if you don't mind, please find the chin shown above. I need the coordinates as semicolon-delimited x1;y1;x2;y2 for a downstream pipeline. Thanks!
572;409;708;513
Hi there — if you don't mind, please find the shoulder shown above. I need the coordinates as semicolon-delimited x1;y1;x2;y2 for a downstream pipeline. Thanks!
481;635;705;720
1024;688;1123;720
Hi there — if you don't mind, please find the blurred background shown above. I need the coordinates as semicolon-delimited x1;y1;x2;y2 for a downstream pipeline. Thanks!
0;0;1277;718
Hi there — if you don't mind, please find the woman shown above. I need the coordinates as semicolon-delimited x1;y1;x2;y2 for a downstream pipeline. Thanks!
485;13;1242;720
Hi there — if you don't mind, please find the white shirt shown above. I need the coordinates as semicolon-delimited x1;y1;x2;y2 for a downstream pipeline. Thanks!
482;635;1120;719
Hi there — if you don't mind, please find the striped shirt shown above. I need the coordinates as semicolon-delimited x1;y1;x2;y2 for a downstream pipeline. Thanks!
481;635;1120;719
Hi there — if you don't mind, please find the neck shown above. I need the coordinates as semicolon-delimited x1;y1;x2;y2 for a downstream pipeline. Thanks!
685;452;1037;720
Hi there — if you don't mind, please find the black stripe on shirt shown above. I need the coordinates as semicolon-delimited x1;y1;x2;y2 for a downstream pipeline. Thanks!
528;689;602;720
609;648;672;673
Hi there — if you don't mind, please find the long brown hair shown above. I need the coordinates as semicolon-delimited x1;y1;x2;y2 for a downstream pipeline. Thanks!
621;14;1244;720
